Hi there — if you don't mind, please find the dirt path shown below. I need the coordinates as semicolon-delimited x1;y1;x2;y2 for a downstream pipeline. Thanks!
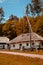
0;51;43;59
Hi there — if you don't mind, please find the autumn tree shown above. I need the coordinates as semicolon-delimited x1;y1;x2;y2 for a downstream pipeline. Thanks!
2;15;19;40
0;24;4;36
35;15;43;36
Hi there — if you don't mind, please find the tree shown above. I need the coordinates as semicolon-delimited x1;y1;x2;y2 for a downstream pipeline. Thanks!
0;7;4;23
26;5;29;16
29;0;43;16
9;14;19;21
9;14;14;21
0;24;4;36
2;17;19;40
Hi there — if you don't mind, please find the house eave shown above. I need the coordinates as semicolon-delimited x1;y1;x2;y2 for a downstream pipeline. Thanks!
9;40;43;44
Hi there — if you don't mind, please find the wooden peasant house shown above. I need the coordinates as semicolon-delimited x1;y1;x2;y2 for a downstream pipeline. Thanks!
0;37;9;49
8;32;43;50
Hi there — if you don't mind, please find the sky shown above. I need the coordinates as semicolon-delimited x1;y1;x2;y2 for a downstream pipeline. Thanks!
0;0;31;22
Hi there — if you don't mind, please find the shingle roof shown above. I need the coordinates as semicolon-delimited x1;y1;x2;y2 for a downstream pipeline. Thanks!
8;32;43;44
0;37;9;43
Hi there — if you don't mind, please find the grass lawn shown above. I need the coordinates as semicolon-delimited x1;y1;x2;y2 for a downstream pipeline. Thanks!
9;50;43;55
0;49;43;55
0;53;43;65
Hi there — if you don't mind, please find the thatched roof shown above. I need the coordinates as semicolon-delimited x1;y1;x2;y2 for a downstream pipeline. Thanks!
8;32;43;44
0;37;9;43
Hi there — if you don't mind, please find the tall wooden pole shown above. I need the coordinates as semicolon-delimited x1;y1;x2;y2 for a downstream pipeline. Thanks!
26;16;32;49
26;5;32;49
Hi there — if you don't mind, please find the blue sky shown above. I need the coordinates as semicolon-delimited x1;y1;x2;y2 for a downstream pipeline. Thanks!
0;0;31;21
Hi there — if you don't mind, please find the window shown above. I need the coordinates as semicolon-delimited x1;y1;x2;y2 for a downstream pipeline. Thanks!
20;44;22;46
26;43;28;46
13;45;15;47
32;43;34;45
42;43;43;46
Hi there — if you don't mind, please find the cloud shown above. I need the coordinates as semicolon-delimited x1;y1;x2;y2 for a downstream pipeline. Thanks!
0;0;3;3
0;0;20;3
0;0;5;3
